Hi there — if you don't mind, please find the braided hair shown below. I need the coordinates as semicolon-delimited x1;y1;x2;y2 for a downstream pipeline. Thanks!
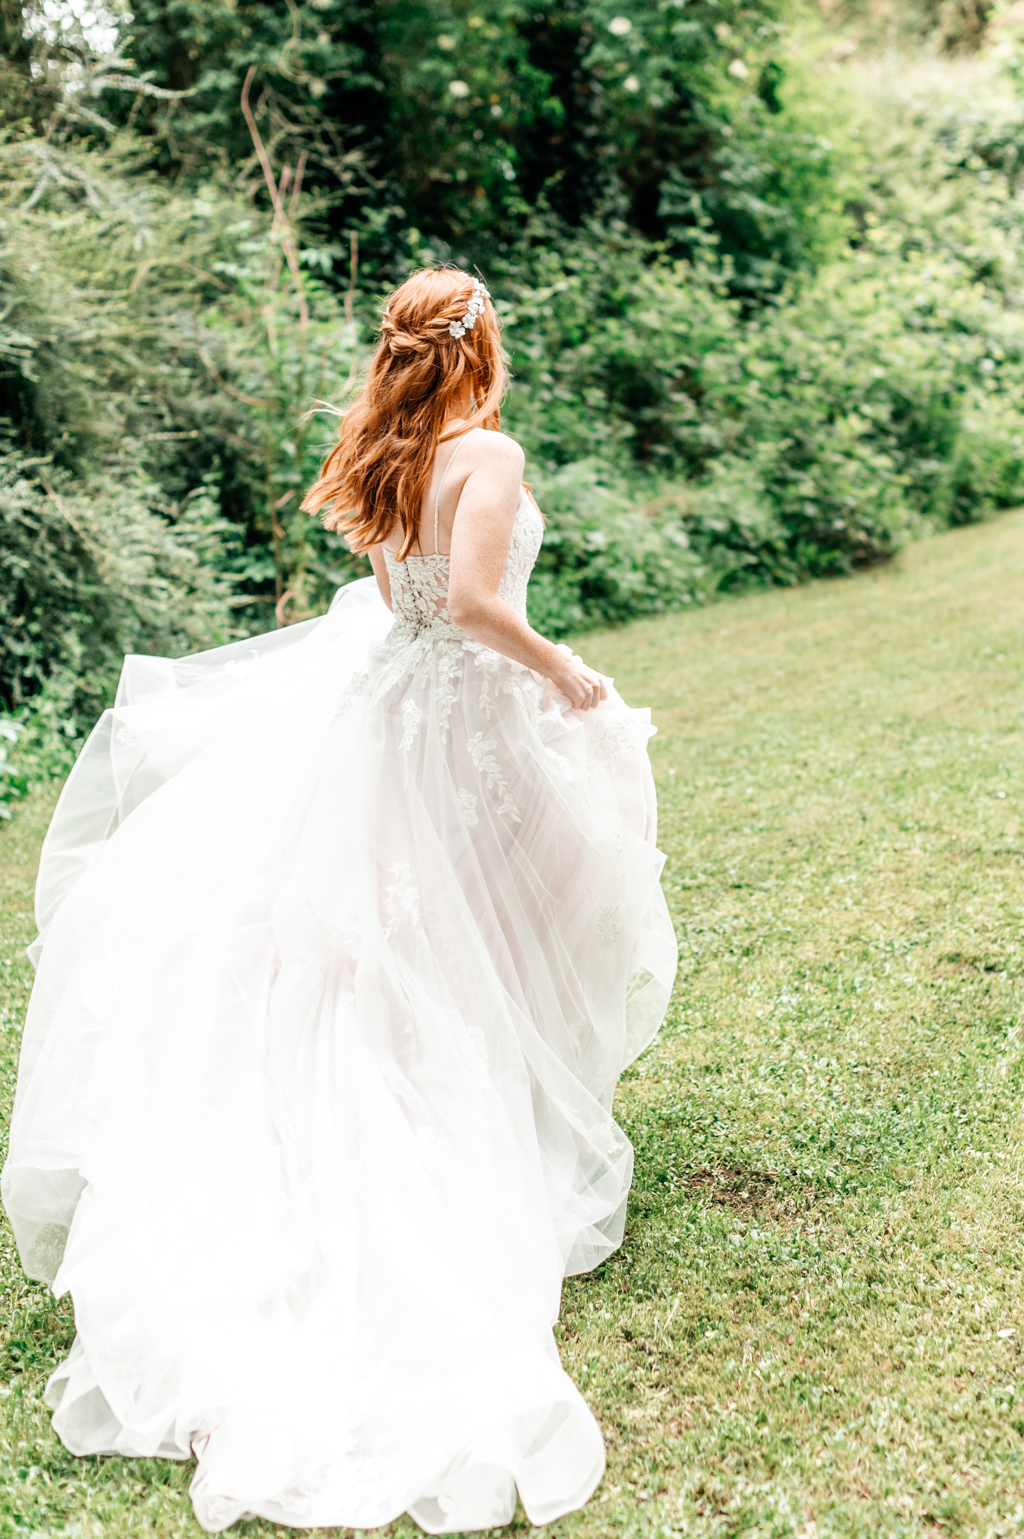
303;266;507;558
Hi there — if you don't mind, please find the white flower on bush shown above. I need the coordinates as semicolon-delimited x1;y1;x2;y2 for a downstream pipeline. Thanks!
608;15;632;33
449;79;470;97
728;58;749;79
623;74;639;92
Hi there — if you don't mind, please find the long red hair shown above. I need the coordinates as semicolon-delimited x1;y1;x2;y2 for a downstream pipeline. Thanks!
302;266;508;556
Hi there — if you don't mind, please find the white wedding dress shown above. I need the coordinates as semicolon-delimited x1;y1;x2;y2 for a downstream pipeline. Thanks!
2;463;677;1534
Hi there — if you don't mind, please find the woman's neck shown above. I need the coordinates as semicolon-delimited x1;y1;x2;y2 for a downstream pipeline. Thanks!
441;395;474;435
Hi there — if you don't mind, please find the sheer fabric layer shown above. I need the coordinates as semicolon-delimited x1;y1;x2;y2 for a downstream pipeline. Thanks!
2;496;677;1533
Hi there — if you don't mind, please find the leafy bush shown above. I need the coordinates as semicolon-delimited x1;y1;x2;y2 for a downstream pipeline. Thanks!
502;179;1024;582
0;447;237;735
718;249;1024;552
0;678;85;818
0;131;371;618
525;461;708;636
92;0;843;294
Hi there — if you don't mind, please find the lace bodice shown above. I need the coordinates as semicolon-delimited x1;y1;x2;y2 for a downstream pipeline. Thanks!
383;485;543;645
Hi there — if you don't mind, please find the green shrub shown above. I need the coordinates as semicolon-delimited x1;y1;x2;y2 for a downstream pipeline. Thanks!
0;136;365;626
96;0;844;295
503;209;1024;584
0;447;238;738
525;461;708;637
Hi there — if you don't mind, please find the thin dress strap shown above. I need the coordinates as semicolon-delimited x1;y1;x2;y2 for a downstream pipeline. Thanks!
433;435;469;555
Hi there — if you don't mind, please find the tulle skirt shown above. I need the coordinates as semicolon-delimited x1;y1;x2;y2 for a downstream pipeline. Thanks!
2;578;677;1532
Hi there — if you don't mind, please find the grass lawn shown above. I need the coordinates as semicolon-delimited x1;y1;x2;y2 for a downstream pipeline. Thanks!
2;510;1024;1538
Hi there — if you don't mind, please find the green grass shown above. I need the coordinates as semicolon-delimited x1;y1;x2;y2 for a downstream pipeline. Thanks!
3;511;1024;1537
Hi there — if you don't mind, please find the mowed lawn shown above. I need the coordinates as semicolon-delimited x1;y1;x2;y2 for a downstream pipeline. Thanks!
1;511;1024;1538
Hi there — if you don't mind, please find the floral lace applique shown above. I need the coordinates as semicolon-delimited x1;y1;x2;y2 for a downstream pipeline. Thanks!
473;647;538;719
595;904;623;945
371;550;473;737
497;497;543;616
372;634;474;745
371;499;543;728
333;670;370;722
359;494;549;769
115;724;140;749
467;732;521;823
458;788;479;827
384;549;455;636
496;664;543;715
434;644;464;741
415;1120;440;1158
383;861;421;938
399;698;422;766
592;718;637;771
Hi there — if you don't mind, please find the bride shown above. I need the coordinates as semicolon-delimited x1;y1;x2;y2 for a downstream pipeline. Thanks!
2;266;677;1533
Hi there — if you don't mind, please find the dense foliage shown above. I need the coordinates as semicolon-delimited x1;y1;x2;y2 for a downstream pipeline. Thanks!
0;446;237;801
1;0;1024;808
92;0;839;297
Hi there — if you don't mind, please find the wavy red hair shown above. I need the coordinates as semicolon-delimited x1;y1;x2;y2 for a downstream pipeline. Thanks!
302;266;508;557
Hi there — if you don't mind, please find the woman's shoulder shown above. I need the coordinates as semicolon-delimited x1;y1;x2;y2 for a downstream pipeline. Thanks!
456;426;525;473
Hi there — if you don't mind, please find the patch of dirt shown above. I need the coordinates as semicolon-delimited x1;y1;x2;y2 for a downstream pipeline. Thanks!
684;1165;811;1219
935;950;1008;977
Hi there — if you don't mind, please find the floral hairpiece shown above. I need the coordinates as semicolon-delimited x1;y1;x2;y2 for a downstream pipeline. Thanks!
448;276;490;339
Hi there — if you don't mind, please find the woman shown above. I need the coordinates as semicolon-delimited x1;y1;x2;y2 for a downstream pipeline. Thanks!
2;267;677;1533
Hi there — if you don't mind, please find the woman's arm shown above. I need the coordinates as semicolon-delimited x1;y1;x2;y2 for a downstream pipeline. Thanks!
447;432;607;711
367;546;393;612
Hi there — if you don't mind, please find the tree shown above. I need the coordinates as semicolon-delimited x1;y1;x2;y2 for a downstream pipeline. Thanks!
93;0;838;293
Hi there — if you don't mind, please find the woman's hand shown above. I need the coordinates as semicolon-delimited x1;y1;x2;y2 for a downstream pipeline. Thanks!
548;646;608;711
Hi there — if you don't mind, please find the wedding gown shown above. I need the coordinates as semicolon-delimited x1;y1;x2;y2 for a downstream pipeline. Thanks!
2;466;677;1534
